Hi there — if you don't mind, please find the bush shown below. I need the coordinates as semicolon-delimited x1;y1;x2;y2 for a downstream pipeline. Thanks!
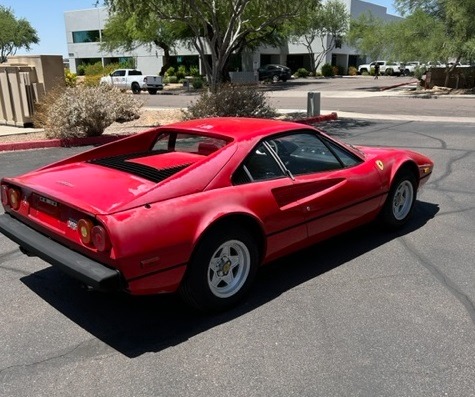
183;84;276;119
165;66;175;77
192;77;204;89
164;75;178;84
37;85;143;138
295;68;310;78
189;66;200;77
321;63;334;77
64;69;77;87
83;62;104;76
348;66;358;76
83;74;102;87
176;65;187;80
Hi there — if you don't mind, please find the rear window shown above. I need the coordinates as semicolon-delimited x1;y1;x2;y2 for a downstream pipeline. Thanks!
151;132;228;156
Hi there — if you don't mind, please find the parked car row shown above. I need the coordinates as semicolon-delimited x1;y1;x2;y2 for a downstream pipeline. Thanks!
357;60;471;77
357;61;402;76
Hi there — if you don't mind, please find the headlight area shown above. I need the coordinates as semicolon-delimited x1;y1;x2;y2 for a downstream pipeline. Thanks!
78;218;111;252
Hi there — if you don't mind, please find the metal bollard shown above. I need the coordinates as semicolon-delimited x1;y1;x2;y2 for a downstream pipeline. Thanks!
307;92;321;117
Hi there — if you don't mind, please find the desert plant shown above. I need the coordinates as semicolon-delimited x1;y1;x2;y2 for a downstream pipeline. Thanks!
164;75;178;84
38;85;143;138
192;77;204;89
348;66;358;76
321;63;334;77
64;69;77;87
176;65;187;80
183;84;276;119
295;68;310;78
165;66;176;76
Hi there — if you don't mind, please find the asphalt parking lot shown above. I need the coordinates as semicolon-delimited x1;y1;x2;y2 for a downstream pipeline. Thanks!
1;113;474;396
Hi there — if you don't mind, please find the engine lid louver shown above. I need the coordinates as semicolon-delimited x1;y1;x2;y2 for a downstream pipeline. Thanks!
89;152;190;183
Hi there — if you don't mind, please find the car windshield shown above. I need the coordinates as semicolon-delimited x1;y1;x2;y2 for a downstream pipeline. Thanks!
151;132;228;156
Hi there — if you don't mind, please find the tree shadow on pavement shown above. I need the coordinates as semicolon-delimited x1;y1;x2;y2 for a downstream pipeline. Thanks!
20;200;439;358
315;118;375;138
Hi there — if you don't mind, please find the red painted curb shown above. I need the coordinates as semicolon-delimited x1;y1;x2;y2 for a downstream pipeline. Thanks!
0;134;129;152
294;112;338;124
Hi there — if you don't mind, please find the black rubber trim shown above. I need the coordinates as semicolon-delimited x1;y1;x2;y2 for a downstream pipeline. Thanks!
0;214;123;291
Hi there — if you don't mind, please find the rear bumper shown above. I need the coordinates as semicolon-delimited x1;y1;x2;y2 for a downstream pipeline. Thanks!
0;214;123;291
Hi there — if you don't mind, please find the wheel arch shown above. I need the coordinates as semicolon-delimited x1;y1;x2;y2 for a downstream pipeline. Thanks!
192;212;266;265
391;160;420;188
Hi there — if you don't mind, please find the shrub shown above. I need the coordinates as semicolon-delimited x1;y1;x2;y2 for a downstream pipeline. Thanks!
295;68;310;78
165;66;176;76
164;75;178;84
192;77;204;89
38;85;143;138
321;63;334;77
64;69;77;87
83;74;102;87
183;84;276;119
176;65;187;80
83;62;105;77
189;66;200;77
348;66;358;76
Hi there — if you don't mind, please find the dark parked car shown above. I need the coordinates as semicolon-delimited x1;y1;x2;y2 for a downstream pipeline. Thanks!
258;64;292;82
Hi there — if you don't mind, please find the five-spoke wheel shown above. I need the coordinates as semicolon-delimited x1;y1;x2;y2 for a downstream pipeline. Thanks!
180;227;258;312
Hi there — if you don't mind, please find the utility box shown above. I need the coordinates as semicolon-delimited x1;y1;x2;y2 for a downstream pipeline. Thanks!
307;92;321;117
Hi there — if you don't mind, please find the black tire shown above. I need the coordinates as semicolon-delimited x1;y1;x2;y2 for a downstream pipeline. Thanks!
147;88;157;95
272;75;280;83
385;68;394;76
380;170;417;229
131;82;141;94
179;227;259;312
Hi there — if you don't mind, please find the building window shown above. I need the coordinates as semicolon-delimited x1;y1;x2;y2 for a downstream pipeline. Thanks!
72;30;101;43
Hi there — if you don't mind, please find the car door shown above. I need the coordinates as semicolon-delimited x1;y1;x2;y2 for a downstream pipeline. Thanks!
232;141;308;261
264;131;385;242
111;69;126;89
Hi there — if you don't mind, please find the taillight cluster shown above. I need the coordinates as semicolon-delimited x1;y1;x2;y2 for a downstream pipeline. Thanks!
78;218;111;252
1;184;21;210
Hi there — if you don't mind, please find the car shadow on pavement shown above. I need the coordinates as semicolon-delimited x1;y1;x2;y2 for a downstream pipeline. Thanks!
20;201;439;358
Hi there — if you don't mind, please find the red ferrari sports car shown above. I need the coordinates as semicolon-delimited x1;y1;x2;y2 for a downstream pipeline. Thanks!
0;117;433;311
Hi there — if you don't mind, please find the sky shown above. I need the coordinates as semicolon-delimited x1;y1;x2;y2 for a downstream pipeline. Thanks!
1;0;400;58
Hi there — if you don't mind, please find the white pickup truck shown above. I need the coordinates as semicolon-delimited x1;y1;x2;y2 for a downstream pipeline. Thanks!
358;61;402;76
100;69;163;94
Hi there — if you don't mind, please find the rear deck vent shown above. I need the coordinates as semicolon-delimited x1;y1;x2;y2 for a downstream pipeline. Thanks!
89;152;190;183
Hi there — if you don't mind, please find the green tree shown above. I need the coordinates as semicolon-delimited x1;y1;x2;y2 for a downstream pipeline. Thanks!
387;9;446;63
100;11;191;76
346;12;391;61
395;0;475;83
291;0;349;74
0;6;39;63
104;0;313;91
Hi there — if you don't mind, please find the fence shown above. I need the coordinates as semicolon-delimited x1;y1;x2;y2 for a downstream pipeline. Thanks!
425;67;475;89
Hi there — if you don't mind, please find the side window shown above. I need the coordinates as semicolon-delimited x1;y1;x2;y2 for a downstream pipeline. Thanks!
112;70;126;77
265;132;342;175
234;142;285;184
322;138;361;167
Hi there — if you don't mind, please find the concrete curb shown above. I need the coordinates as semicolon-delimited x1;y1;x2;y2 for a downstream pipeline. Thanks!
0;113;339;152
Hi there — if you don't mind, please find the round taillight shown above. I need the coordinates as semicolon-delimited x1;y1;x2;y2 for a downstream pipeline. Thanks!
78;219;94;245
8;188;21;210
91;225;111;252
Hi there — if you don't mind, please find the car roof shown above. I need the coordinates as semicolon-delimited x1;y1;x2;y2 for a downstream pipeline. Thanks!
161;117;312;142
